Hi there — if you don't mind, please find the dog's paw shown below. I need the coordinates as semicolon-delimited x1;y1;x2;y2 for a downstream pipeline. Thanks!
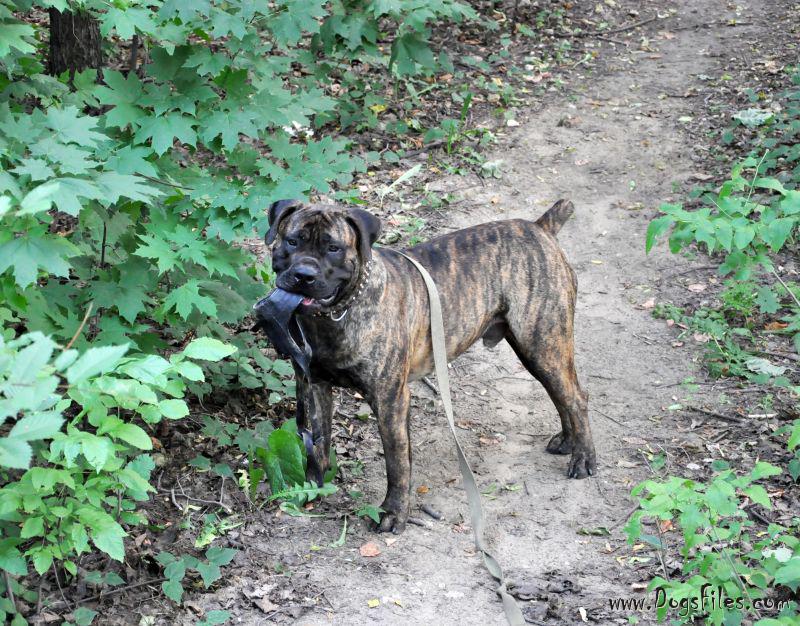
567;445;597;479
545;431;573;455
370;498;409;534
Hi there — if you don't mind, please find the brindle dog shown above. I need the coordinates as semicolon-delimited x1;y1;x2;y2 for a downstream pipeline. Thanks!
265;199;596;533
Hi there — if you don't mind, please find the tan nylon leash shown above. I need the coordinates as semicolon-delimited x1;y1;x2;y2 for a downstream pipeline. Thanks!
393;250;526;626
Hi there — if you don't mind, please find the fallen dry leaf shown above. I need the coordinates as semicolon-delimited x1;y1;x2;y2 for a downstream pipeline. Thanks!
693;333;710;343
687;283;706;293
659;519;674;533
385;537;398;547
359;541;381;557
416;485;429;494
764;321;788;331
367;598;380;608
641;298;656;309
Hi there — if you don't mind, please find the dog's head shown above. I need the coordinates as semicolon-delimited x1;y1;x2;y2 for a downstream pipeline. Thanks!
265;200;382;312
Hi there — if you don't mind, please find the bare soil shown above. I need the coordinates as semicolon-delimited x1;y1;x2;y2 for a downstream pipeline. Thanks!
70;0;799;624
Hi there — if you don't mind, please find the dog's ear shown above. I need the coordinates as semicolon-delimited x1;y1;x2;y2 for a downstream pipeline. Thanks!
266;200;303;245
346;208;382;261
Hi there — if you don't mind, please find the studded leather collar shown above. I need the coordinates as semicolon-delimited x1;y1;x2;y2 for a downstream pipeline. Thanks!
313;260;372;322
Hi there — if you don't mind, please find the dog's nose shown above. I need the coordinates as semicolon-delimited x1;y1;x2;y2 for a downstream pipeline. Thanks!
292;265;318;285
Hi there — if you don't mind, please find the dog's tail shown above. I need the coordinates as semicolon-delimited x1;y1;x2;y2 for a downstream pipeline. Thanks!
535;199;574;236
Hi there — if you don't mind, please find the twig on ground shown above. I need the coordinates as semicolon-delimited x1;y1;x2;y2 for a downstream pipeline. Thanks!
407;516;428;528
161;484;232;514
421;504;443;520
685;405;742;423
420;376;439;395
49;578;169;610
593;407;625;427
655;264;719;283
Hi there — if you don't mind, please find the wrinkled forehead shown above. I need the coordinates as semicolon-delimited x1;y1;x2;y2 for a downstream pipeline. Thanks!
283;206;357;244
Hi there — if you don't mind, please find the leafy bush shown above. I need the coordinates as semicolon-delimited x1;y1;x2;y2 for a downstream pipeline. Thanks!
0;332;235;581
640;66;800;626
0;0;485;615
626;460;799;625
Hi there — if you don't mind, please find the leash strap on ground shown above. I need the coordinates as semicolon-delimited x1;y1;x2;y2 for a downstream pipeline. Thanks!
394;250;526;626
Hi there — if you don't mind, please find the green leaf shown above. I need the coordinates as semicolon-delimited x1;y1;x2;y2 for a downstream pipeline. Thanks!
756;285;780;314
182;337;237;361
0;438;32;469
20;177;104;216
162;577;184;603
195;561;221;587
774;557;800;591
761;217;796;252
733;108;774;127
73;606;98;626
134;113;197;156
11;157;55;181
0;22;36;56
9;412;63;441
390;33;435;76
163;279;217;319
45;106;108;147
84;514;126;561
32;548;53;576
112;423;153;450
158;399;189;419
267;429;305;487
20;516;44;538
198;610;230;626
205;546;236;566
645;215;675;254
0;236;79;289
66;344;130;384
751;461;782;480
743;484;771;508
172;360;204;381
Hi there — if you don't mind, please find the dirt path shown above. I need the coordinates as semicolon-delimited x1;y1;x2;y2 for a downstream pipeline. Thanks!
190;2;769;624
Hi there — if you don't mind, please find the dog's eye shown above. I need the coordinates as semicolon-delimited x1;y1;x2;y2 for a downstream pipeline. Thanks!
286;238;297;247
327;245;340;253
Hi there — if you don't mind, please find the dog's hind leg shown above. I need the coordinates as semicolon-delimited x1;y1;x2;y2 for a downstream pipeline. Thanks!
505;311;597;479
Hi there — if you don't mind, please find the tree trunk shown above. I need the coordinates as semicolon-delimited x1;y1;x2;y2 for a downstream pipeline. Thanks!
48;8;103;78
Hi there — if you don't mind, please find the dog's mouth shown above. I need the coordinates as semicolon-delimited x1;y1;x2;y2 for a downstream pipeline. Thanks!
300;289;338;309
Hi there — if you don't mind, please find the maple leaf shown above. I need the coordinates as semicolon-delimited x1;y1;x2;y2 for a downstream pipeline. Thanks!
134;233;180;274
0;235;79;289
11;158;55;182
163;279;217;319
20;177;104;216
44;106;108;148
134;113;197;156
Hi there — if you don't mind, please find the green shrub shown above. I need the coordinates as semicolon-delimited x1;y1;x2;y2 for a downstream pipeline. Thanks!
0;332;235;580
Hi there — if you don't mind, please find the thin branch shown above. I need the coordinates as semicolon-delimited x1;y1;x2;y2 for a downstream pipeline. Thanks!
63;302;94;351
138;174;193;191
48;577;168;610
685;405;743;423
772;268;800;309
4;571;16;615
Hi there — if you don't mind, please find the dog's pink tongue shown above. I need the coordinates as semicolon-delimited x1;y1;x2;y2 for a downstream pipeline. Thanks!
302;297;314;305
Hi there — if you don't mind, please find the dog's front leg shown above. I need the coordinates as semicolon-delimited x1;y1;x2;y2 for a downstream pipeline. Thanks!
293;365;334;478
370;379;411;534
